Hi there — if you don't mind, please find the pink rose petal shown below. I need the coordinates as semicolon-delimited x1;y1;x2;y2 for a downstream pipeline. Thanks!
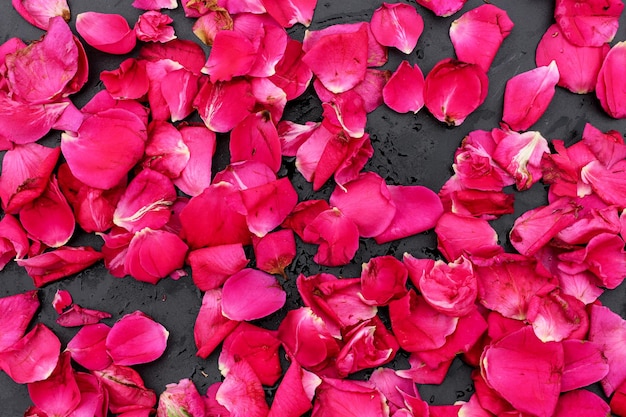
157;379;207;417
553;389;611;417
27;351;80;417
192;9;233;45
268;361;321;417
435;212;503;261
56;304;112;327
370;3;424;54
194;77;256;133
561;339;609;392
252;229;296;277
230;111;282;173
596;41;626;119
66;323;113;371
12;0;70;30
133;0;177;10
0;290;39;352
172;124;216;197
215;359;269;417
221;268;286;321
383;60;425;114
589;304;626;396
194;289;239;359
262;0;317;28
135;11;176;43
311;378;388;417
415;0;467;17
106;310;169;366
360;255;408;306
302;208;360;267
555;0;624;47
187;244;249;291
270;39;313;101
492;128;550;190
93;364;157;414
76;12;137;55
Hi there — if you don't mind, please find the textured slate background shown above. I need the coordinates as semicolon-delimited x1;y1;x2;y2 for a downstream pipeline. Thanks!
1;0;626;415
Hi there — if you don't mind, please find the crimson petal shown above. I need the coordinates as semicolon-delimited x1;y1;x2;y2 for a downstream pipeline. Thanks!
252;229;296;277
173;124;216;197
311;378;388;417
93;364;157;414
56;304;112;328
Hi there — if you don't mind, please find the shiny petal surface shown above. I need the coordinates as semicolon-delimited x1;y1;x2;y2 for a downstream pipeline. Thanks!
76;12;137;54
187;244;248;291
0;290;39;352
383;60;425;114
106;311;169;366
221;268;286;321
194;289;239;359
17;247;103;288
370;3;423;54
66;323;112;371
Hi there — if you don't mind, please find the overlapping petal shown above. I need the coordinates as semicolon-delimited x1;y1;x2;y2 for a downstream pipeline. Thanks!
106;311;169;366
221;268;286;321
596;41;626;119
17;246;103;287
370;3;423;54
76;12;137;55
554;0;624;47
194;289;239;359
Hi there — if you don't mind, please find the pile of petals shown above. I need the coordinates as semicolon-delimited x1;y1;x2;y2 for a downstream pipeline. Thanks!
1;0;626;416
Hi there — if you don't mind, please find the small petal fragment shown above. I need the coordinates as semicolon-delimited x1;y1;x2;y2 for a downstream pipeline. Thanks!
56;304;112;327
106;311;169;366
502;62;560;131
370;3;424;54
76;12;137;55
221;268;286;321
17;247;103;288
415;0;467;17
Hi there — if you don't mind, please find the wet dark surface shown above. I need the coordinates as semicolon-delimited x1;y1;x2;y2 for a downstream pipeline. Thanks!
1;0;626;415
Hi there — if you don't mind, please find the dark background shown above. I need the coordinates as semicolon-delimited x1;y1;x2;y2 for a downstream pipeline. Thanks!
1;0;626;415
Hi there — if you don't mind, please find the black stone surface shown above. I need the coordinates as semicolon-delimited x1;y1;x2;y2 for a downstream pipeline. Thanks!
1;0;625;416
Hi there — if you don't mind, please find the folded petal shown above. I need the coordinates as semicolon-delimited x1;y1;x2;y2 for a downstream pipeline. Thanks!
194;77;255;133
124;228;188;284
221;268;286;321
526;290;587;342
216;359;269;417
106;311;168;366
141;121;190;178
172;124;216;196
27;351;80;417
194;289;239;359
492;128;550;190
0;93;69;145
134;11;176;43
0;323;60;384
202;30;257;82
253;229;296;277
554;0;624;47
424;58;488;126
382;60;425;114
76;12;137;54
450;4;513;73
66;323;112;371
360;255;408;306
589;304;626;396
12;0;70;30
561;339;609;392
157;379;207;417
93;364;157;414
269;39;313;101
0;214;29;269
596;41;626;118
502;61;560;131
262;0;317;28
311;378;388;417
481;326;564;417
370;3;423;54
56;304;112;327
302;208;360;267
0;290;39;352
268;361;320;417
230;111;282;173
17;246;103;288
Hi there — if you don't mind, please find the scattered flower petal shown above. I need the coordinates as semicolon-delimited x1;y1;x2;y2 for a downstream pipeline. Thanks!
221;268;286;321
76;12;137;55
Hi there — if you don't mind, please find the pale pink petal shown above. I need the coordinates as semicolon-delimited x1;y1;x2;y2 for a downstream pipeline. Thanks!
450;4;514;73
0;290;39;352
12;0;70;30
17;246;103;288
61;108;147;190
596;41;626;119
0;323;60;384
374;185;443;243
188;244;248;291
180;182;251;249
230;111;282;172
219;322;282;386
383;60;424;114
66;323;112;371
27;351;80;417
253;229;296;277
221;268;286;321
93;364;157;414
216;359;269;417
0;142;60;214
371;3;423;54
106;310;169;366
554;389;610;417
56;304;112;327
329;171;396;238
192;9;233;46
561;339;609;392
555;0;624;47
194;77;255;133
133;0;177;10
502;61;560;131
270;39;313;101
423;58;488;126
124;228;188;284
389;290;458;352
360;255;408;306
194;289;239;359
268;362;321;417
415;0;467;17
481;326;564;417
302;208;360;267
76;12;136;55
536;24;609;94
157;379;206;417
135;11;176;43
302;25;369;94
311;378;388;417
435;212;502;261
492;128;550;190
262;0;317;27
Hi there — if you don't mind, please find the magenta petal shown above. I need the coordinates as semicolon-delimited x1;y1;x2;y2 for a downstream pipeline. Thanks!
270;39;313;101
56;304;112;328
0;290;39;352
114;169;176;233
66;323;112;371
450;5;514;73
0;214;29;269
424;58;488;126
554;0;624;47
360;255;408;306
374;184;443;243
322;91;367;139
435;212;502;261
370;3;423;54
192;9;233;45
596;42;626;119
536;24;609;94
262;0;317;28
481;326;564;417
173;124;216;197
194;289;239;359
0;93;69;145
20;176;75;248
12;0;70;30
61;108;147;190
193;77;255;133
396;354;453;385
268;362;320;417
581;159;626;206
100;58;149;100
216;359;269;417
106;311;169;366
582;122;626;169
492;128;550;190
561;339;609;392
134;11;176;43
222;268;286;321
383;60;425;114
157;378;206;417
302;208;360;267
589;304;626;396
141;121;190;179
230;111;282;173
27;352;80;417
52;289;71;314
240;178;299;237
162;68;200;122
302;25;369;94
330;171;396;238
311;378;388;417
0;323;60;384
415;0;467;17
526;290;587;342
202;30;257;82
502;61;560;131
93;364;157;414
76;12;137;54
133;0;177;10
187;244;249;291
554;389;611;417
17;246;103;288
219;322;282;386
369;368;418;414
253;229;296;277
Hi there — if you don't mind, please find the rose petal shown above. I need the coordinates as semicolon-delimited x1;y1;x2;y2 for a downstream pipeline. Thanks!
268;362;321;417
371;3;423;54
302;208;360;267
554;389;611;417
311;378;388;417
554;0;624;47
132;0;177;10
157;379;207;417
262;0;317;27
360;255;408;306
194;289;239;359
230;111;282;173
75;12;137;55
435;212;503;261
66;323;112;371
12;0;70;30
172;124;216;197
383;60;425;114
215;359;269;417
596;41;626;119
141;121;190;178
221;268;286;321
492;128;550;190
194;77;255;133
106;311;169;366
187;244;249;291
415;0;467;17
56;304;112;328
561;339;609;392
270;39;313;101
93;364;157;414
135;11;176;43
27;352;80;417
252;229;296;277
